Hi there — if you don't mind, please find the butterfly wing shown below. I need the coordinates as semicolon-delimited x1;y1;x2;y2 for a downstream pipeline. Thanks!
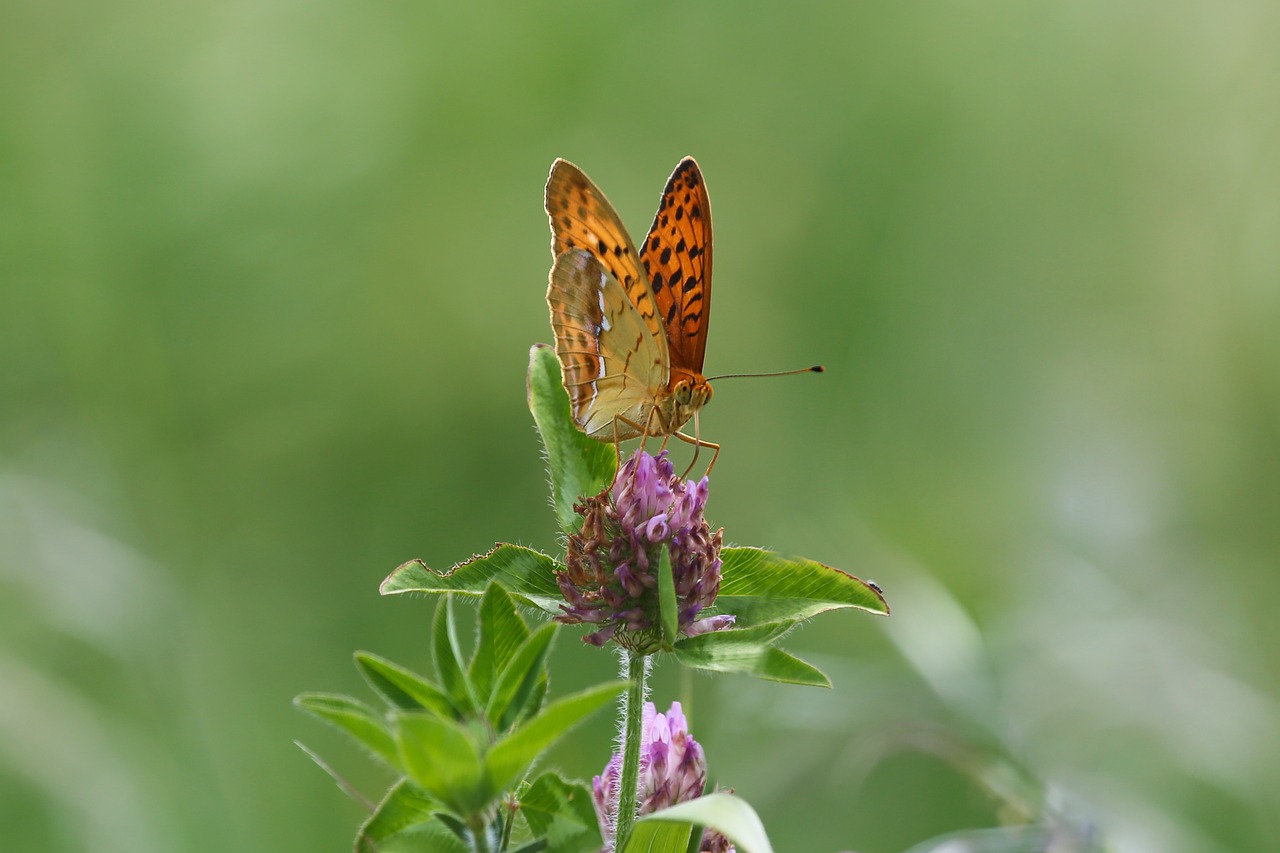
638;157;713;375
545;159;667;347
546;248;669;439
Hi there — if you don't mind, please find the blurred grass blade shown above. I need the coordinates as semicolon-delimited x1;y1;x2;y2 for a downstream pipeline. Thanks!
527;343;616;532
293;741;375;809
900;824;1060;853
382;544;564;613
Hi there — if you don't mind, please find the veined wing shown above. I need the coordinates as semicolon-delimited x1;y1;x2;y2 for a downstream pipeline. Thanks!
546;248;669;439
545;159;666;346
638;157;713;374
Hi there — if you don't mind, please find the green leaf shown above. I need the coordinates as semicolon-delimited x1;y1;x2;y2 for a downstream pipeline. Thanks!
672;623;830;687
355;779;464;853
527;343;616;532
520;773;603;853
487;681;628;792
470;583;532;706
432;597;477;717
716;547;888;628
361;818;471;853
486;622;557;732
632;794;773;853
620;821;692;853
355;652;456;719
657;545;678;650
432;812;470;842
680;621;792;646
294;693;398;768
394;712;490;816
507;841;550;853
382;544;565;614
517;673;549;727
361;822;470;853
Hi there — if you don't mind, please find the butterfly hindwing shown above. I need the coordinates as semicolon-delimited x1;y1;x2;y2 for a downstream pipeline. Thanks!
638;157;713;375
545;159;667;347
546;248;669;439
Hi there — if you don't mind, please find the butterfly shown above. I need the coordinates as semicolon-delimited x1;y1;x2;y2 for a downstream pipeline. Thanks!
544;157;718;469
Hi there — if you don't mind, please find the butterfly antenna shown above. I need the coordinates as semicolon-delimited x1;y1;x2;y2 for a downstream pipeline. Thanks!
705;365;824;381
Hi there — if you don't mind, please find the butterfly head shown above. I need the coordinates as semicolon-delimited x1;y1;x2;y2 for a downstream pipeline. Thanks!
668;371;713;430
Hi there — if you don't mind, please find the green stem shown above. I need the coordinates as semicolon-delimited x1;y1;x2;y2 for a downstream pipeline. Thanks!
498;796;516;851
468;815;491;853
613;650;649;852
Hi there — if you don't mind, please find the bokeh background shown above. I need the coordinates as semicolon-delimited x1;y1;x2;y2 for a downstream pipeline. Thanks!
3;1;1278;851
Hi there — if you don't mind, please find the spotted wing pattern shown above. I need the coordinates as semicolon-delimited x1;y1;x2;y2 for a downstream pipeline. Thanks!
546;248;669;439
638;157;713;374
545;159;666;346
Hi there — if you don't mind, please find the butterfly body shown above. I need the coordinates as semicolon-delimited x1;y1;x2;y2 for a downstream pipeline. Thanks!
545;158;715;449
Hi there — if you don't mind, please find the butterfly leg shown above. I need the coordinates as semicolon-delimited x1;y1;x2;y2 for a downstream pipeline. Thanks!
612;413;656;470
610;416;626;469
673;411;720;478
629;407;669;456
671;432;720;478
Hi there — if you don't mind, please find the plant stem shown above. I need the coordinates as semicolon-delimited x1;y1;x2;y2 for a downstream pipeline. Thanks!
469;815;491;853
499;796;516;851
614;650;649;852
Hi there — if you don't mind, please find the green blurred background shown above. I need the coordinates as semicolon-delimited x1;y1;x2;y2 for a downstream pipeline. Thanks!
3;1;1278;850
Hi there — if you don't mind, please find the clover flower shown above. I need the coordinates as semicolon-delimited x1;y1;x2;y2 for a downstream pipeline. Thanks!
593;701;734;853
555;450;734;651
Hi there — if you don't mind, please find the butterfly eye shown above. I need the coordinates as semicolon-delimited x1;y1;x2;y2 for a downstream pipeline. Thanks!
674;380;693;406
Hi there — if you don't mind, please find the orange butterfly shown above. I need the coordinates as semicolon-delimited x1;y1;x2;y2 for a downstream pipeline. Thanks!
544;157;719;470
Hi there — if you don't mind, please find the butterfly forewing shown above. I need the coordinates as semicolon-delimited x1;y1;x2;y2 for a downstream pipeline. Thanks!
545;159;666;347
546;248;669;439
638;157;713;375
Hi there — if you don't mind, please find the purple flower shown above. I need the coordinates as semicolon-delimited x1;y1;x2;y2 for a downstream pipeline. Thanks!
593;702;735;853
556;450;733;652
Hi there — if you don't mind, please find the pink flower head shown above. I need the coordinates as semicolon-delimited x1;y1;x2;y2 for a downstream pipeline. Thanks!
556;450;732;651
593;702;734;853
